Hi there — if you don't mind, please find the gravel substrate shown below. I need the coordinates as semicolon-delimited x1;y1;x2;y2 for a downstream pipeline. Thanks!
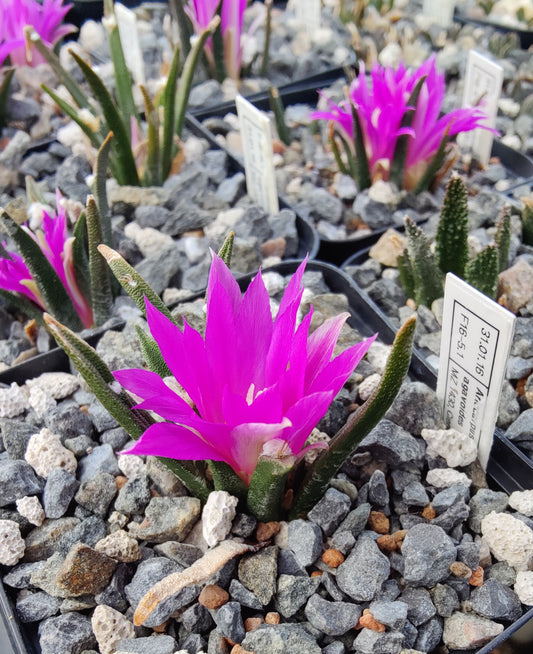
0;268;532;654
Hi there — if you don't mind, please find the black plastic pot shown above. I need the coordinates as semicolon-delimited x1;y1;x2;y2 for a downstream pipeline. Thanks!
193;76;533;267
1;258;533;654
454;9;533;49
342;245;533;495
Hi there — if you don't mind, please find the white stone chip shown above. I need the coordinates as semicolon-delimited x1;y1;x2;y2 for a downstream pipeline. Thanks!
26;372;79;400
117;454;146;479
92;604;135;654
358;373;381;402
0;382;28;418
15;496;45;526
421;428;478;468
202;491;239;548
27;385;57;418
25;428;77;478
426;468;472;488
95;530;141;563
366;342;391;374
481;511;533;571
0;520;25;565
515;571;533;605
508;490;533;517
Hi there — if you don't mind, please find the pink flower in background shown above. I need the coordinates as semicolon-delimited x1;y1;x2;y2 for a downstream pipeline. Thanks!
312;56;495;190
115;254;376;484
185;0;247;79
0;197;93;327
0;0;75;67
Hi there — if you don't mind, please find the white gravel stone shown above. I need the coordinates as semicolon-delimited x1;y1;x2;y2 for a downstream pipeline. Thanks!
0;382;28;418
26;372;79;400
426;468;472;488
25;428;77;478
92;604;135;654
421;428;477;467
27;385;57;418
481;511;533;571
117;454;146;479
124;223;174;258
202;491;238;548
358;373;381;402
0;520;25;565
15;496;45;526
95;530;142;563
366;342;391;374
515;571;533;605
508;490;533;517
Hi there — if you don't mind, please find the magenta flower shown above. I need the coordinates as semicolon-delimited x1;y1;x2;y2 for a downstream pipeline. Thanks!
0;0;75;67
311;56;495;191
185;0;247;79
0;196;93;328
115;255;376;484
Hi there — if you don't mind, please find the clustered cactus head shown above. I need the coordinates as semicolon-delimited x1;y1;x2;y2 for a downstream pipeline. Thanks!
398;175;511;306
0;0;75;67
185;0;247;80
312;56;496;193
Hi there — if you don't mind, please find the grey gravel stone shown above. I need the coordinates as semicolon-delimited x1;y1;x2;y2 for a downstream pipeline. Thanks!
238;545;278;605
415;615;443;653
180;633;207;654
215;172;245;203
468;489;508;533
213;601;245;643
241;623;321;654
153;542;202;567
386;382;444;435
470;578;522;621
100;427;130;451
456;538;479;570
402;524;457;586
431;484;470;515
277;548;306;577
336;537;390;602
321;642;345;654
430;583;460;618
74;472;117;517
484;561;516;586
368;469;389;508
57;516;107;554
3;561;44;589
307;188;343;224
94;563;131;612
128;496;201;543
63;435;97;459
431;500;470;533
180;602;214;634
505;409;533;446
368;600;408;630
38;612;96;654
76;444;120;482
287;520;323;568
304;593;362;636
228;578;263;610
16;591;61;622
0;460;43;507
114;473;151;515
231;513;257;538
42;469;79;519
353;628;404;654
275;574;321;618
356;420;424;466
44;400;94;442
402;481;429;508
401;587;437;626
1;420;36;459
24;518;79;562
333;503;371;540
307;488;351;536
116;635;177;654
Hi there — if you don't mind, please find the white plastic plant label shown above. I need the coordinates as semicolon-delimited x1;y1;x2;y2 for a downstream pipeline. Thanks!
115;2;145;86
235;94;279;215
422;0;455;27
291;0;321;33
436;274;515;469
459;50;503;166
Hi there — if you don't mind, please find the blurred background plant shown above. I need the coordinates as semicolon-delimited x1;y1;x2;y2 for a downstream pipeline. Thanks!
311;56;496;194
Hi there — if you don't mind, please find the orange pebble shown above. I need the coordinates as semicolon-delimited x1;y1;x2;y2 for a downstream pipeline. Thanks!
367;511;390;534
469;565;484;587
358;610;386;632
198;584;229;609
422;505;437;520
265;612;280;624
392;529;408;546
322;549;345;568
244;617;263;632
256;521;281;542
376;534;397;552
310;570;323;577
231;646;255;654
151;620;168;633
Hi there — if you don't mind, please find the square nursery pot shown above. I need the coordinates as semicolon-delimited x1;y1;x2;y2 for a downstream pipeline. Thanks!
342;244;533;491
0;115;318;374
1;259;533;654
192;75;533;267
